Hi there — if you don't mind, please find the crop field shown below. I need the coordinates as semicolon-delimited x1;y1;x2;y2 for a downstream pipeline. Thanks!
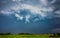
0;34;60;38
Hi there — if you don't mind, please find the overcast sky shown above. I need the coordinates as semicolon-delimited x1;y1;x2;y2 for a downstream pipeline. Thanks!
0;0;60;34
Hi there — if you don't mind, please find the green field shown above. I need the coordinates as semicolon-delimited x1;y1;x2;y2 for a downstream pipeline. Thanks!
0;34;60;38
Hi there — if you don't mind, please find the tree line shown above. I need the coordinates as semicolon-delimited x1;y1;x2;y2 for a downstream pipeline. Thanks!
49;33;60;37
0;32;60;37
0;33;32;35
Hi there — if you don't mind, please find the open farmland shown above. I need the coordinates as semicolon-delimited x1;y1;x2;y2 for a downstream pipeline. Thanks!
0;34;60;38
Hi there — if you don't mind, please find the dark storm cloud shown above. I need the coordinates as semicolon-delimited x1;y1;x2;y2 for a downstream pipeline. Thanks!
0;0;60;34
50;0;60;33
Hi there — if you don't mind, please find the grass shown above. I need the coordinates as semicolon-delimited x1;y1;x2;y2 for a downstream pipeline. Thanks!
0;34;60;38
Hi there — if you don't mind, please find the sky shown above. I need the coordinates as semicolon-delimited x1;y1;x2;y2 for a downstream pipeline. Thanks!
0;0;60;34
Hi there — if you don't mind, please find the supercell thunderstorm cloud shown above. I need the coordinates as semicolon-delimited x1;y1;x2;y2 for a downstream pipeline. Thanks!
0;0;60;34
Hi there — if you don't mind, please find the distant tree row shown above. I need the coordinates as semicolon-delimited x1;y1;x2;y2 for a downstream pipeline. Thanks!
0;32;60;36
18;33;32;35
0;33;32;35
49;33;60;37
0;33;11;35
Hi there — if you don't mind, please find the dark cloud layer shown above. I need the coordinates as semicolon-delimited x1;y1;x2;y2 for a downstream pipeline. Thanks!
0;0;60;34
